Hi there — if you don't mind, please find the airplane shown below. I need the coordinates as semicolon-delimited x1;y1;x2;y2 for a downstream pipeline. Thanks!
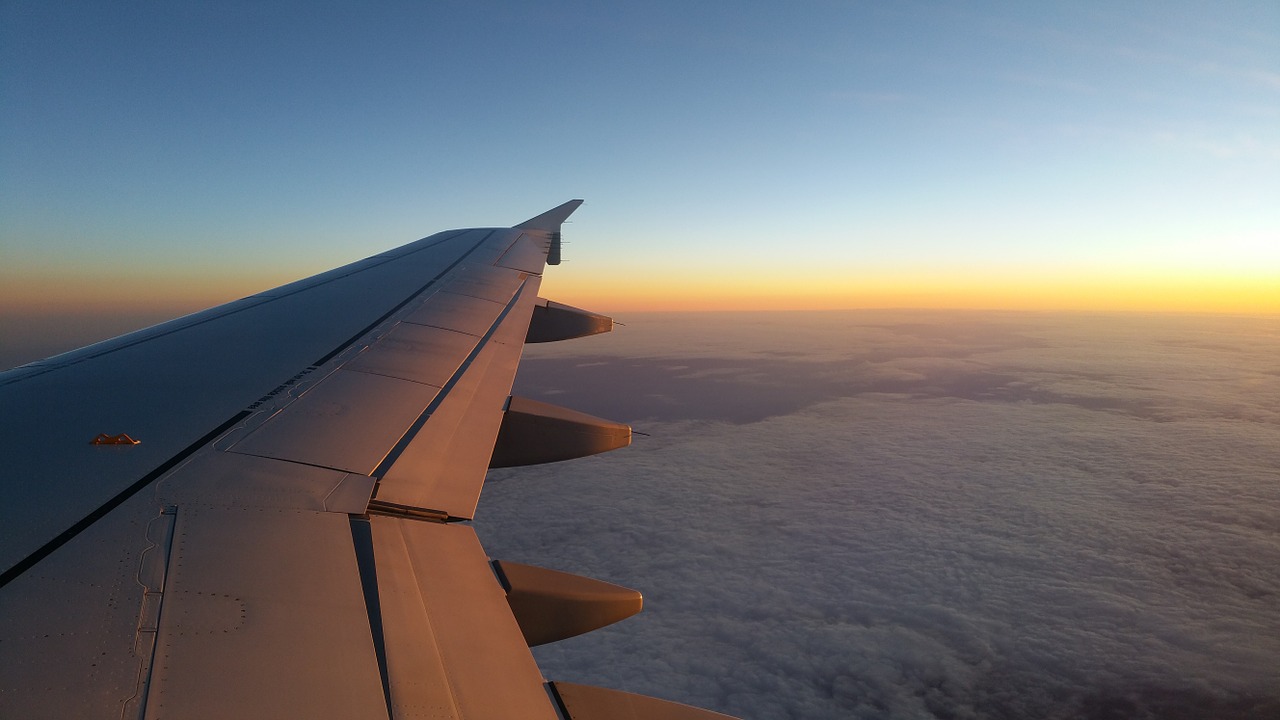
0;201;737;719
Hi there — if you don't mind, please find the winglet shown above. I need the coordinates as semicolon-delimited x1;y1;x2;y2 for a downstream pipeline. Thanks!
514;199;583;232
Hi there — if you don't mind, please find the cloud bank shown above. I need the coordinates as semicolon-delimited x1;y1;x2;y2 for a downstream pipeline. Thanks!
479;311;1280;719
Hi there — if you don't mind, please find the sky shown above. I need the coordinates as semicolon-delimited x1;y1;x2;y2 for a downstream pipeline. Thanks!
481;310;1280;718
2;0;1278;323
2;6;1278;714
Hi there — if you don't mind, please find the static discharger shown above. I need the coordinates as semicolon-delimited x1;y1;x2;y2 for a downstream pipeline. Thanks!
91;433;140;446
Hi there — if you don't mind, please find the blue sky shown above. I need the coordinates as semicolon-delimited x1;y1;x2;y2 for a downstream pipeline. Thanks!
2;1;1277;314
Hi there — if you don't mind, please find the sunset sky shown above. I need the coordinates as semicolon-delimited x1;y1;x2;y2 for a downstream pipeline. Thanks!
2;6;1278;715
2;1;1277;321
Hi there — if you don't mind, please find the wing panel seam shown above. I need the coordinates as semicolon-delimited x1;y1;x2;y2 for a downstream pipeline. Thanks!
311;230;496;367
0;411;251;589
368;278;528;479
350;516;393;718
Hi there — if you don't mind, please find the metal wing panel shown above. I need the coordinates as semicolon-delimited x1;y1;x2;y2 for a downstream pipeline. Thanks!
0;229;491;575
371;518;558;720
369;342;511;516
442;264;526;303
0;441;380;719
223;267;537;495
402;291;505;337
496;232;555;274
372;277;541;518
228;369;444;474
143;505;387;720
154;452;373;514
345;322;478;386
492;277;542;348
0;489;160;719
0;207;591;719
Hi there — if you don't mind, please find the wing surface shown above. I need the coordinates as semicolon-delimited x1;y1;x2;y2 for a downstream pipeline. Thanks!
0;201;735;719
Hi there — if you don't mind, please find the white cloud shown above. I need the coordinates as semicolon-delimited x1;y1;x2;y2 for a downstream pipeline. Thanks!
480;311;1280;719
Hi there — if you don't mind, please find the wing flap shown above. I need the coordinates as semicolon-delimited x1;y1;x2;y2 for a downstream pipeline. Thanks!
228;369;443;475
345;322;477;386
443;265;526;303
144;506;387;720
371;278;540;518
223;251;540;513
154;452;373;513
403;290;505;336
552;682;739;720
371;518;558;719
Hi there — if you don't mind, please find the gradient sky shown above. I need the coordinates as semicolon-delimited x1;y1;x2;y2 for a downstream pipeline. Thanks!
2;1;1278;319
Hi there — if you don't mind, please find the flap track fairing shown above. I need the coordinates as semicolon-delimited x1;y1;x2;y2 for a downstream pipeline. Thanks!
489;396;630;468
493;560;642;646
525;299;613;343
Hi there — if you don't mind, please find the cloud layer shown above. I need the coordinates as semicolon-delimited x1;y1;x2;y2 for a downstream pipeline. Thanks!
479;311;1280;719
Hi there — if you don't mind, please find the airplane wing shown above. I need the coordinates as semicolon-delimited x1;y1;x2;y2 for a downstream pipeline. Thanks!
0;202;736;719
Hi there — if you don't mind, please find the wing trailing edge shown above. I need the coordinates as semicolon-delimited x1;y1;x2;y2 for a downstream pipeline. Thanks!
0;202;742;720
552;682;740;720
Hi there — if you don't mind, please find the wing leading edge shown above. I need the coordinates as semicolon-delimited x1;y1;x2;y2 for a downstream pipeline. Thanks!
0;202;738;719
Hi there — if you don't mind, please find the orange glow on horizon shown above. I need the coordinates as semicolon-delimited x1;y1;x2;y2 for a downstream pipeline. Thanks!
2;267;1275;318
545;268;1280;315
0;270;298;316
